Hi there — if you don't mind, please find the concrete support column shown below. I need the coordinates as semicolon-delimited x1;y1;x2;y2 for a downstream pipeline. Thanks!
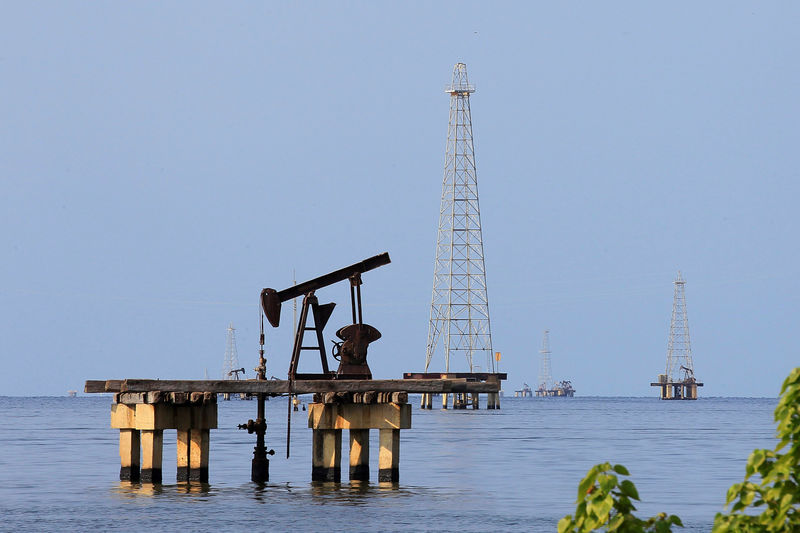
471;393;479;409
140;429;163;483
454;393;466;409
349;429;370;481
422;393;432;409
189;429;210;482
312;429;342;482
378;428;400;483
119;429;140;481
176;429;190;482
441;393;449;409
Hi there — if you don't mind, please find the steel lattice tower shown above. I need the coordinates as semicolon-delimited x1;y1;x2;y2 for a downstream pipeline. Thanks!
539;330;552;390
222;322;240;379
665;272;695;381
425;62;494;374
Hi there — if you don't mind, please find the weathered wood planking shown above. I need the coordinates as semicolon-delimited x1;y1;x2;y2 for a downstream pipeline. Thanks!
85;378;500;394
85;380;123;393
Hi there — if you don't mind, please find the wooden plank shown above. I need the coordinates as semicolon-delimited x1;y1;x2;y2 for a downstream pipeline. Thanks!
85;380;114;393
649;382;704;386
403;372;508;381
105;380;124;392
87;378;500;394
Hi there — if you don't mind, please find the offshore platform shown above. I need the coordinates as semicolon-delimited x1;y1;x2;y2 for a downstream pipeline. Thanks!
650;271;703;400
409;62;506;410
82;63;506;486
534;330;574;397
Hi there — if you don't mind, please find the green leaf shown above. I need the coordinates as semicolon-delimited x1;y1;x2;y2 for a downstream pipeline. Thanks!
599;474;617;494
578;470;599;500
619;479;640;501
557;516;572;533
608;513;624;531
597;495;614;518
613;464;630;475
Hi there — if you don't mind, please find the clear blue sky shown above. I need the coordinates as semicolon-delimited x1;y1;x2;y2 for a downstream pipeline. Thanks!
1;2;798;396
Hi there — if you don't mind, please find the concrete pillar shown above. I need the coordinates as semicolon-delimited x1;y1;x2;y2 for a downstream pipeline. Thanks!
176;429;190;482
349;429;370;481
189;429;210;482
378;428;400;483
455;393;467;409
119;429;140;481
442;393;449;409
420;393;432;409
471;393;479;409
140;429;164;483
312;429;341;482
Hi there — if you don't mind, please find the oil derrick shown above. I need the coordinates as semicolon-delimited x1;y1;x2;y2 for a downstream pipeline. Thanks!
666;272;693;381
538;330;552;391
534;330;575;397
651;271;703;399
221;323;242;379
424;62;494;374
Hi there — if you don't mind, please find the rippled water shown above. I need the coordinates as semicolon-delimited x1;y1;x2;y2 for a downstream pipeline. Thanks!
0;396;778;532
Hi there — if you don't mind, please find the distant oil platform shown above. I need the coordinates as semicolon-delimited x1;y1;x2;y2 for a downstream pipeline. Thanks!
534;330;575;397
650;271;703;400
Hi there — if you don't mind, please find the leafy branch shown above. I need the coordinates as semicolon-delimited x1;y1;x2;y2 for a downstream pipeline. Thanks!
557;462;682;533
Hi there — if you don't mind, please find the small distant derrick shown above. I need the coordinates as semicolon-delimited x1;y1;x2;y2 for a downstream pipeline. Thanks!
650;271;704;400
534;330;575;398
221;323;247;400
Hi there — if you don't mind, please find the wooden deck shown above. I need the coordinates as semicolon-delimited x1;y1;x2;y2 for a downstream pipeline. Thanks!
85;378;502;395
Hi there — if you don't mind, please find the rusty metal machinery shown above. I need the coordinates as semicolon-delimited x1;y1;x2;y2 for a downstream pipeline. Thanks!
261;252;390;380
245;252;390;477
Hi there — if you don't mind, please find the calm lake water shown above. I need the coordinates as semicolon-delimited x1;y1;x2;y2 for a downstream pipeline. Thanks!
0;395;778;532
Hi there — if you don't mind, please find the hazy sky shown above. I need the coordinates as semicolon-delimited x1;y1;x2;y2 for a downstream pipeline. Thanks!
2;2;798;396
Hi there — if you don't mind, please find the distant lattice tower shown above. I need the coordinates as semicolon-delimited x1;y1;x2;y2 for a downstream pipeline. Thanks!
222;322;240;379
425;62;494;374
665;272;695;381
539;330;552;390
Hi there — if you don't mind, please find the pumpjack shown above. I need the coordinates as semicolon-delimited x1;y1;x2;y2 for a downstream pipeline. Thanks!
244;252;391;482
261;252;390;380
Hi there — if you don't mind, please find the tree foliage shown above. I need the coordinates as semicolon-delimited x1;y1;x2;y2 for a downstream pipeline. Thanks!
712;367;800;532
557;462;682;533
560;367;800;532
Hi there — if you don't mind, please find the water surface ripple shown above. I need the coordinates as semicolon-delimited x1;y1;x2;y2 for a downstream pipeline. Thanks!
0;396;777;532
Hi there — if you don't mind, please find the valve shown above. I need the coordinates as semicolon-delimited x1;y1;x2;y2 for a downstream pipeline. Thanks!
238;418;267;434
